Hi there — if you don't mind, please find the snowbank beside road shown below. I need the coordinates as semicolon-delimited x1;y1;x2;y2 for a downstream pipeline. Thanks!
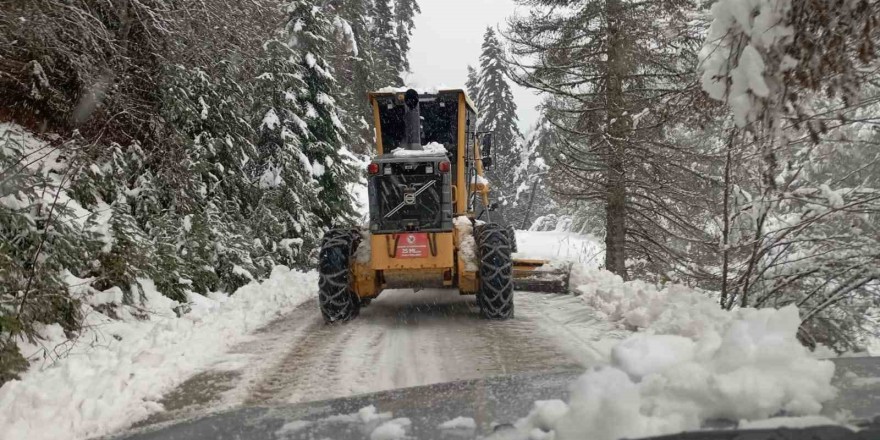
513;230;602;266
515;267;838;440
0;266;317;440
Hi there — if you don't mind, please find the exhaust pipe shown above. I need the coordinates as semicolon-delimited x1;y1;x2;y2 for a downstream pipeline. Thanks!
403;89;421;150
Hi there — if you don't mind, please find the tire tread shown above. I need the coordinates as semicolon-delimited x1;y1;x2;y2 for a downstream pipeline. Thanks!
476;223;514;319
318;229;361;323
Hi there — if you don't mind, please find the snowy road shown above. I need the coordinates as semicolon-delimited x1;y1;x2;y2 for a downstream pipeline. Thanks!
138;289;622;428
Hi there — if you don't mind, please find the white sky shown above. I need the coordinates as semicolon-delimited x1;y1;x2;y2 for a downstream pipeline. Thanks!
404;0;541;134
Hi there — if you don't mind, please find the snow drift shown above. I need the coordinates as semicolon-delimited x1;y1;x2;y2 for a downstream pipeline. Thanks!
514;267;837;440
513;229;601;266
0;266;317;440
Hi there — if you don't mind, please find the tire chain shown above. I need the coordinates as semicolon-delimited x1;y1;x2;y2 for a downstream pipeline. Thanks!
504;225;518;253
475;223;514;319
318;229;361;323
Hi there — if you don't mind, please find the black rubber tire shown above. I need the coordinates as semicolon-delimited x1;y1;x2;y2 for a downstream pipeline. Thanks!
318;229;361;323
504;225;518;253
476;223;514;319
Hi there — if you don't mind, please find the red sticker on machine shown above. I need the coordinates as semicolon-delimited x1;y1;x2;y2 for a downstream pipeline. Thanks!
395;233;428;258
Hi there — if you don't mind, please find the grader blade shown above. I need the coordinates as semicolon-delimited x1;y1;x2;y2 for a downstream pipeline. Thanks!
512;259;571;294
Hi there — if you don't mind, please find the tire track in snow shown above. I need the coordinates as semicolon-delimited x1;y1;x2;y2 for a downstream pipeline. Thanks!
514;293;627;366
245;314;357;405
134;298;320;427
137;288;615;429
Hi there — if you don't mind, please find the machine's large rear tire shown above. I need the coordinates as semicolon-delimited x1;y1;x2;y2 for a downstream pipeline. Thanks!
504;225;518;253
476;223;514;319
318;229;361;323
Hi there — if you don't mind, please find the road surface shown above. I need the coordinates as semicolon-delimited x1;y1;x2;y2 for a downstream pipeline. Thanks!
136;289;623;428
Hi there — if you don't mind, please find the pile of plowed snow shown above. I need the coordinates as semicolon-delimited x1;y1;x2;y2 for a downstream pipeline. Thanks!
0;267;317;440
513;266;838;440
513;230;602;266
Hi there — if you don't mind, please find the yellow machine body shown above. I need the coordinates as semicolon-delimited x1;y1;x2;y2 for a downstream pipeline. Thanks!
352;89;487;299
349;89;558;302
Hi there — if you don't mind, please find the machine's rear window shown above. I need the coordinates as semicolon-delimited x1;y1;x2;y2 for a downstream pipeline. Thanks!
377;93;458;154
371;172;444;231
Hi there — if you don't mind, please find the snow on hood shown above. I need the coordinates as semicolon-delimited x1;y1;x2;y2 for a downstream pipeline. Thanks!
389;142;447;157
375;85;464;94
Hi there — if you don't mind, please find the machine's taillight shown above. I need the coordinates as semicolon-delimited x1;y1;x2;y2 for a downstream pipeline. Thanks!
368;162;379;174
438;161;451;173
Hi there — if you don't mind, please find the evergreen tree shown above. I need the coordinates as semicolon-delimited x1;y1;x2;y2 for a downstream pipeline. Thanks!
327;0;379;154
465;65;480;104
476;27;524;226
252;26;327;269
513;117;556;229
157;63;260;293
207;199;260;291
253;0;361;267
176;210;221;295
372;0;405;87
283;0;359;227
395;0;421;72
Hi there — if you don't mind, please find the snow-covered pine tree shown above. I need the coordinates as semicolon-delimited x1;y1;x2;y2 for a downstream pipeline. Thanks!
159;62;261;290
372;0;405;87
173;210;221;295
252;34;324;271
282;0;360;229
395;0;421;73
512;117;556;229
465;65;480;105
326;0;377;154
476;27;525;226
206;199;260;292
77;141;156;305
253;0;360;268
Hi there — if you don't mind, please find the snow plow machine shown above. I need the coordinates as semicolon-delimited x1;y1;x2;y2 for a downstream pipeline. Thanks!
317;89;569;323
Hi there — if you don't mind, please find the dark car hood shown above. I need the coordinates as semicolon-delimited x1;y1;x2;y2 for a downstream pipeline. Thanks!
111;357;880;440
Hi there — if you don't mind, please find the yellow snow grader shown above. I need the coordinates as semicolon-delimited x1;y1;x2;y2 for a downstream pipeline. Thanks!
317;89;567;323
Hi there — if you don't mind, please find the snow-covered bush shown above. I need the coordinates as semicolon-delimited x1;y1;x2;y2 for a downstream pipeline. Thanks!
0;126;90;382
698;0;880;350
529;214;558;232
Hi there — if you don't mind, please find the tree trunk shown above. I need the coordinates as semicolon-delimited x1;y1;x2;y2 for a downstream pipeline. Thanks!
520;177;540;230
603;0;629;279
604;165;627;278
720;133;733;308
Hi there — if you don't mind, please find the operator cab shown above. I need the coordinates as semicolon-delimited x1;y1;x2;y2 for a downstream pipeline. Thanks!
373;90;459;158
367;88;485;226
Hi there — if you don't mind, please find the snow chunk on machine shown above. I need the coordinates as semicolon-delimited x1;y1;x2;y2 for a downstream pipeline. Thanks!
317;89;568;323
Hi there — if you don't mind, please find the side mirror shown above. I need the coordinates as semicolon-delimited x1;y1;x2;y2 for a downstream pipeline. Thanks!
481;133;494;169
488;202;499;212
482;133;493;156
